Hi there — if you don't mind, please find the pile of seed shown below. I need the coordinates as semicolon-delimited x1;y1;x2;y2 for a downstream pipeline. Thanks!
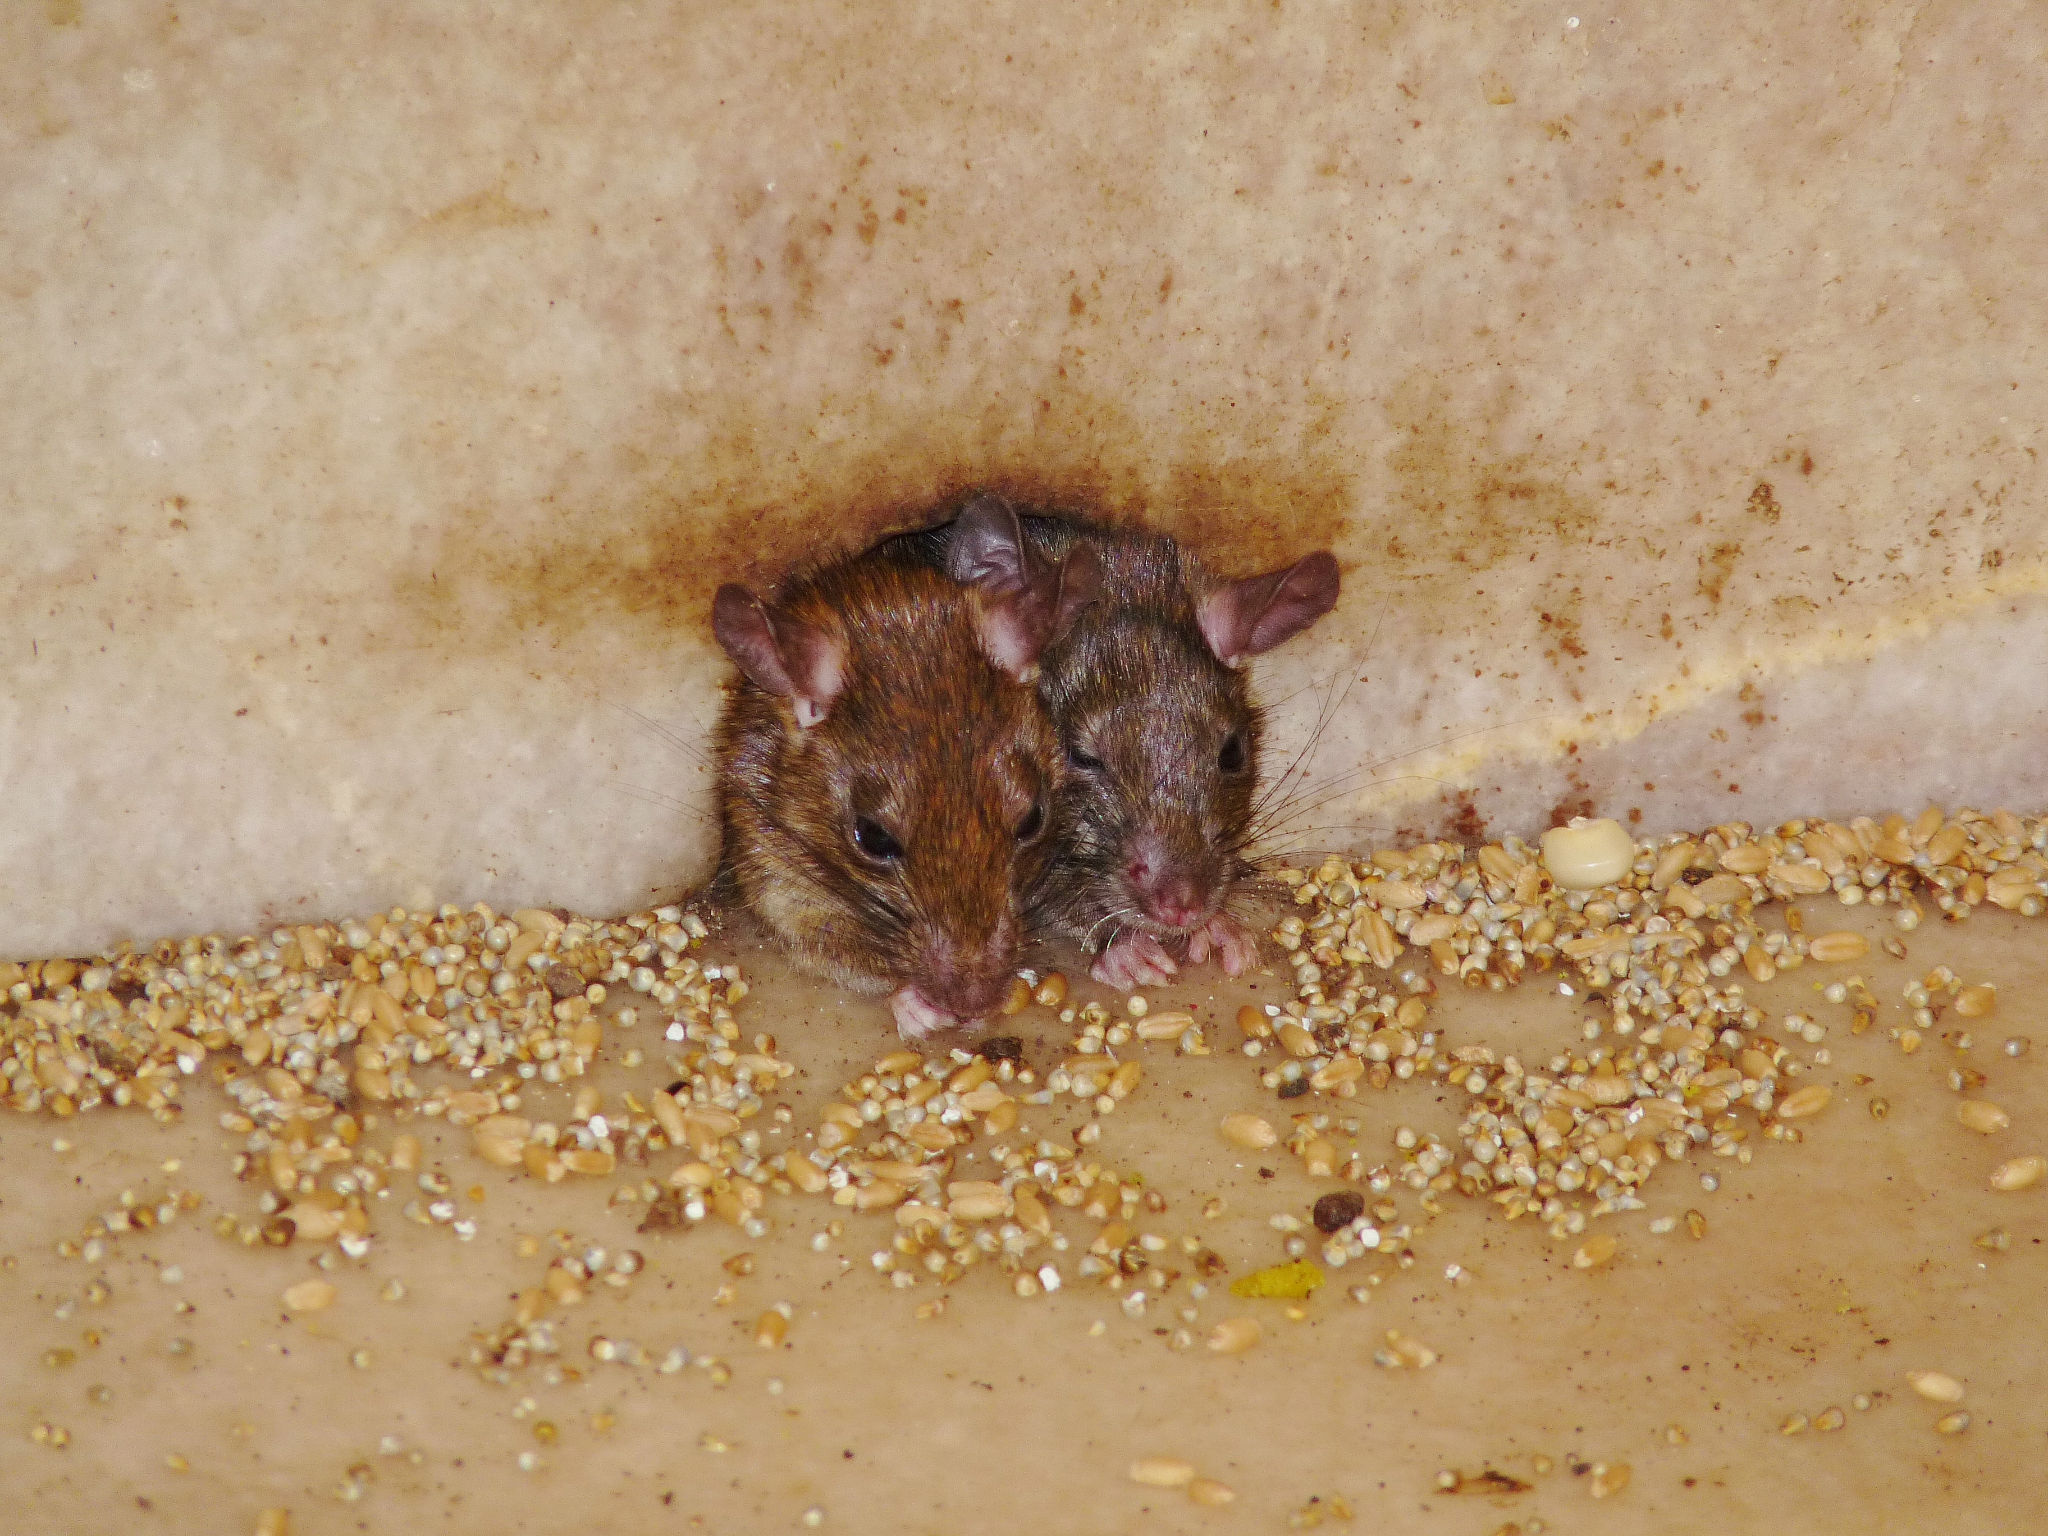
7;804;2042;1313
1264;809;2048;1252
464;1229;679;1381
14;808;2040;1524
0;902;787;1269
771;990;1232;1320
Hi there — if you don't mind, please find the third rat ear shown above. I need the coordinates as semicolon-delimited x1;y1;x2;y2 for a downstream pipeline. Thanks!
945;494;1031;593
949;496;1103;680
1196;551;1341;667
711;583;845;727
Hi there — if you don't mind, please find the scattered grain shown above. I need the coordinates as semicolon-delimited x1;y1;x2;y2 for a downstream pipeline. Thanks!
1130;1457;1198;1488
1540;819;1636;889
1957;1101;2011;1135
1588;1462;1630;1498
1906;1371;1965;1404
282;1279;337;1313
1777;1084;1832;1119
1136;1011;1196;1042
1206;1317;1262;1355
1954;984;1997;1018
1989;1155;2046;1192
1807;932;1870;964
1220;1113;1279;1151
1571;1234;1617;1269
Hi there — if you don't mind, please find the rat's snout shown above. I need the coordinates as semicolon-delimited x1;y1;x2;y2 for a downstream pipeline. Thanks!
915;924;1016;1024
1124;827;1212;932
921;962;1007;1024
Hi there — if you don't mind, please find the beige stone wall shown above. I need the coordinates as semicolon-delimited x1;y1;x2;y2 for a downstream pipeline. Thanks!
3;1;2043;955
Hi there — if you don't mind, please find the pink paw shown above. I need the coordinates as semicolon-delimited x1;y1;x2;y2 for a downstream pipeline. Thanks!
1184;912;1258;976
1091;931;1179;990
890;986;961;1041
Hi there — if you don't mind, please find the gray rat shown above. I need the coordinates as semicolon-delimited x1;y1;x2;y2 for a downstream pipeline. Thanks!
712;505;1099;1039
912;497;1339;989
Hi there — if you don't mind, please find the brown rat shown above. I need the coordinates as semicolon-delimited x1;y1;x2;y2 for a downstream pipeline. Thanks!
915;497;1339;989
712;506;1098;1039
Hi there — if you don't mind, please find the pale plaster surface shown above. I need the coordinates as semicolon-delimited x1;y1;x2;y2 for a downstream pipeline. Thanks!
3;3;2045;948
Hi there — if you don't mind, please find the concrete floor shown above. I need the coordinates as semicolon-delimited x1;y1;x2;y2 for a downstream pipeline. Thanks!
3;890;2042;1534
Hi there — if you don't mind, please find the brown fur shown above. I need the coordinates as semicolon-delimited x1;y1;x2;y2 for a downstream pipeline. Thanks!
897;503;1336;965
1018;519;1261;950
714;552;1061;1016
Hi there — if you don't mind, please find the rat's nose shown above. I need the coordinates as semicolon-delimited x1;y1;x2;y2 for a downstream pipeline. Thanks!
1125;829;1207;931
921;925;1015;1023
1138;875;1203;930
931;969;1006;1022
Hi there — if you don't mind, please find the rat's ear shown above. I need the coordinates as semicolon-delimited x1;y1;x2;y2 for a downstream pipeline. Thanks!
943;494;1029;591
712;584;845;727
1049;542;1103;636
1196;551;1340;667
951;500;1103;681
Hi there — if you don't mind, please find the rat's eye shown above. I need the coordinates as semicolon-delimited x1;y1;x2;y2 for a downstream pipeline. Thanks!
1068;743;1105;772
1218;732;1248;774
852;817;904;862
1015;800;1046;843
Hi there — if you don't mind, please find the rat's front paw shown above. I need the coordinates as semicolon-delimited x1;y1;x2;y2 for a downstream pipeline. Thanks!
1184;912;1258;976
890;986;963;1041
1091;931;1179;990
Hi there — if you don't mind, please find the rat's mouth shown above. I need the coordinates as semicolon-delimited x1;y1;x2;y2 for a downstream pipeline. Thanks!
1121;888;1218;938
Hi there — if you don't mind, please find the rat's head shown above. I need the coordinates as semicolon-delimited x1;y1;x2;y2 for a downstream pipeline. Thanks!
1038;543;1341;941
713;512;1099;1035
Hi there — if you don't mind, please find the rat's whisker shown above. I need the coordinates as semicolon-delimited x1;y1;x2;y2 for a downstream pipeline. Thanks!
609;781;712;821
1249;616;1382;822
1248;710;1564;845
1083;904;1149;954
610;699;715;768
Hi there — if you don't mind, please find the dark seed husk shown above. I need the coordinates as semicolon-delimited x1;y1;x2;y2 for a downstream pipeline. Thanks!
1312;1190;1365;1234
